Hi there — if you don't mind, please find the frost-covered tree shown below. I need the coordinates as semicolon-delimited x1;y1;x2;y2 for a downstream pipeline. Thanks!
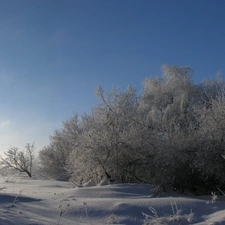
139;65;225;192
191;78;225;191
39;64;225;193
39;115;81;180
139;65;196;184
67;85;149;185
0;143;35;177
141;64;198;135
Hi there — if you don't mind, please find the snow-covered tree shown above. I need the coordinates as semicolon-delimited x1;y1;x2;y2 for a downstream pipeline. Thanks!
191;78;225;191
39;115;81;180
39;64;225;193
66;85;148;185
1;143;35;177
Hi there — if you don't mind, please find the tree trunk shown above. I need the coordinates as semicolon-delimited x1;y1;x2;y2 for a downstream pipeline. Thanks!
26;171;32;177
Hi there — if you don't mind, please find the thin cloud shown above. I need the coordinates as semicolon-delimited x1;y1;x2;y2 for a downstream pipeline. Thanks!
0;120;10;126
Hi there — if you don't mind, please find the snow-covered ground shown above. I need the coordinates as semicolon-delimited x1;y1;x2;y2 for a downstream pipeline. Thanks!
0;174;225;225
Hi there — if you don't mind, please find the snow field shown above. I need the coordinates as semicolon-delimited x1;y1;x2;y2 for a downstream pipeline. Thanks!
0;175;225;225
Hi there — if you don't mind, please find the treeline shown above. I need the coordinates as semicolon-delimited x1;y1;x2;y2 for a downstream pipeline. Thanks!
39;64;225;194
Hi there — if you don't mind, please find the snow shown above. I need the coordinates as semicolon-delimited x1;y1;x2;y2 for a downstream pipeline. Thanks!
0;174;225;225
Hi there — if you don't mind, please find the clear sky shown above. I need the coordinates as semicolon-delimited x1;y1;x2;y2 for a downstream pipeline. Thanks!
0;0;225;154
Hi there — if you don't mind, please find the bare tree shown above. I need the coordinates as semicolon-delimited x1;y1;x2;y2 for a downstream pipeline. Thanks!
0;143;35;177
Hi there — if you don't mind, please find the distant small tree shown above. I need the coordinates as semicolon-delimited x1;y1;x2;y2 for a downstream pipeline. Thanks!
0;143;35;177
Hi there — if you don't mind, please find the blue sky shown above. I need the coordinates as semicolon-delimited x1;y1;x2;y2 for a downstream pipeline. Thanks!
0;0;225;153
